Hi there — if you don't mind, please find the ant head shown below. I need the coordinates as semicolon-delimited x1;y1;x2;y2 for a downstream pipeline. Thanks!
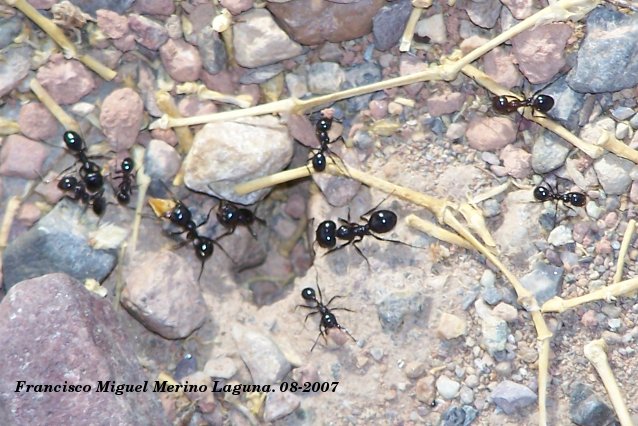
533;185;552;202
316;116;332;133
316;220;337;248
532;94;554;113
301;287;316;301
58;175;78;190
368;210;397;234
63;130;85;152
117;191;131;204
168;202;192;227
121;157;135;172
83;172;104;193
194;237;214;259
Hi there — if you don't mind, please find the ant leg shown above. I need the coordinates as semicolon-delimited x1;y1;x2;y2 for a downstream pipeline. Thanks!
303;311;320;324
196;205;216;228
351;239;371;269
295;304;317;311
323;239;354;257
337;325;357;343
316;283;324;305
211;239;237;265
360;190;397;220
197;259;206;282
246;225;258;240
368;232;421;249
325;294;345;307
214;227;235;241
310;331;324;352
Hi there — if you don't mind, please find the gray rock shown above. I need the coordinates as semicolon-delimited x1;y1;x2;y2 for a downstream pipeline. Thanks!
532;132;571;174
593;153;634;195
197;27;228;75
0;17;22;50
436;375;460;400
233;9;304;68
442;406;466;426
630;113;638;130
540;76;586;129
183;116;294;204
2;201;117;291
463;0;502;29
312;147;362;206
239;63;284;85
285;72;309;99
0;45;32;98
232;324;291;384
372;0;412;51
143;139;181;182
377;290;431;332
344;62;383;112
0;273;168;425
263;390;301;422
611;106;635;121
567;8;638;93
547;224;574;246
307;62;345;95
490;380;537;414
520;262;564;305
569;382;618;426
121;250;208;339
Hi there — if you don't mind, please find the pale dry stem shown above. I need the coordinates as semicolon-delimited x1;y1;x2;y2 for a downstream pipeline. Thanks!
155;91;194;154
0;196;21;253
234;165;313;195
30;78;81;132
129;147;150;254
613;219;636;283
175;82;253;108
0;117;20;135
399;6;423;52
405;214;474;249
542;276;638;313
584;339;633;426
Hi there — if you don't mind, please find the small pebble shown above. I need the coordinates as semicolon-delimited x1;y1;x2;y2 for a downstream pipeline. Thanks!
436;375;461;400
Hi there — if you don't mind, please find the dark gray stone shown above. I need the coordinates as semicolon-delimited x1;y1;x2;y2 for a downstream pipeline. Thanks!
240;63;285;85
520;261;564;305
570;382;618;426
344;62;382;113
69;0;135;15
372;0;412;51
2;200;117;291
0;273;169;425
0;17;22;50
539;76;586;129
377;290;430;332
567;8;638;93
532;132;571;174
490;380;537;414
197;27;228;75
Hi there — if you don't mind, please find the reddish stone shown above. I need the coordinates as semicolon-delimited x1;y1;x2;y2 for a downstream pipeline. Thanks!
159;39;202;82
0;135;50;179
99;88;144;151
36;56;95;105
17;103;57;140
96;9;129;39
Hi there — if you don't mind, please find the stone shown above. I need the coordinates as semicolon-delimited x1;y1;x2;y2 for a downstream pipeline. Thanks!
570;382;618;426
437;312;467;340
203;357;238;379
539;75;586;129
547;225;574;246
426;91;465;117
491;380;537;414
372;0;412;51
501;0;536;19
232;324;291;384
128;14;168;50
474;299;509;356
466;116;517;151
436;375;461;400
343;62;382;112
0;135;51;179
0;273;168;425
0;46;31;98
197;27;227;75
183;116;294;205
143;139;181;182
593;153;634;195
377;290;431;333
233;9;303;68
220;0;254;15
100;88;144;152
520;262;564;305
263;391;301;422
532;132;571;174
159;39;202;82
96;9;129;39
415;13;446;45
463;0;501;29
512;23;571;84
181;372;219;416
2;201;117;290
415;375;435;403
134;0;175;15
0;16;23;50
121;250;208;339
307;62;345;95
500;145;532;179
17;103;58;140
36;56;95;105
491;303;518;322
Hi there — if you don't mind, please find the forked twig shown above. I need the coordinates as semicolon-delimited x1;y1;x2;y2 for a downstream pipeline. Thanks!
542;276;638;313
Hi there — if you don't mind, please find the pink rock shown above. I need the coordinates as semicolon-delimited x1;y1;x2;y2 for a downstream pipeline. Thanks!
159;39;202;82
466;116;517;151
630;181;638;204
96;9;129;39
177;96;217;117
0;135;50;179
28;0;55;8
369;99;388;120
99;88;144;151
426;90;465;117
134;0;175;15
150;128;179;147
128;14;168;50
399;55;428;97
603;211;618;228
18;103;57;140
36;56;95;105
200;70;238;94
220;0;254;15
499;145;532;179
284;192;306;219
595;238;612;255
501;0;536;19
512;23;572;84
483;47;522;90
581;309;598;328
17;202;41;227
112;33;136;51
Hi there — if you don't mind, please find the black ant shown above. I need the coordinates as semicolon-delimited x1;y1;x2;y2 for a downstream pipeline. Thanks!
62;130;104;192
492;93;554;115
113;157;135;204
308;114;344;172
533;180;586;228
58;175;106;216
297;284;356;351
216;200;266;240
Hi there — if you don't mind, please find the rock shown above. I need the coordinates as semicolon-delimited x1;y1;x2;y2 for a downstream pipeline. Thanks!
0;273;168;426
240;64;285;86
0;135;51;179
36;56;95;105
134;0;175;15
570;382;618;426
307;62;345;95
466;116;517;151
2;201;117;290
159;39;202;82
426;91;465;117
568;8;638;93
377;290;431;332
474;299;509;356
483;47;522;90
96;9;129;39
343;62;382;112
143;139;181;181
490;380;537;414
538;75;586;128
233;9;303;68
0;16;22;49
183;116;293;205
442;406;466;426
547;225;574;246
532;132;571;174
415;13;446;45
491;303;518;322
501;0;536;19
220;0;254;15
181;372;219;417
128;14;168;50
593;153;634;195
232;324;291;384
415;375;436;403
520;262;564;305
436;375;461;400
203;357;238;379
62;0;134;14
174;354;198;380
500;145;532;179
437;312;467;340
263;390;301;422
17;103;58;140
462;0;501;29
612;106;635;121
197;27;227;75
267;0;385;45
511;23;571;84
100;88;144;152
372;0;412;51
121;250;208;339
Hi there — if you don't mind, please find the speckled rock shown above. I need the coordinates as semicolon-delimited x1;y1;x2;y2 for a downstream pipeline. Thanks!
61;0;134;14
197;27;227;75
36;56;95;105
96;9;129;39
512;23;571;84
121;250;208;339
267;0;385;45
0;135;51;179
483;47;522;89
159;39;202;82
128;14;168;50
426;91;465;117
307;62;345;94
437;312;467;340
474;299;508;356
143;139;181;181
372;0;412;51
232;324;291;384
569;382;618;426
183;116;294;204
501;0;536;19
0;273;169;426
532;132;571;174
466;116;517;151
263;391;302;422
415;13;446;44
99;88;144;151
203;357;238;379
491;380;537;414
18;103;58;140
2;201;117;290
233;9;304;68
593;153;634;195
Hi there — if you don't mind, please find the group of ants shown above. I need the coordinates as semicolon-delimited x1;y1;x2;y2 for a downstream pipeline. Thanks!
48;86;586;351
